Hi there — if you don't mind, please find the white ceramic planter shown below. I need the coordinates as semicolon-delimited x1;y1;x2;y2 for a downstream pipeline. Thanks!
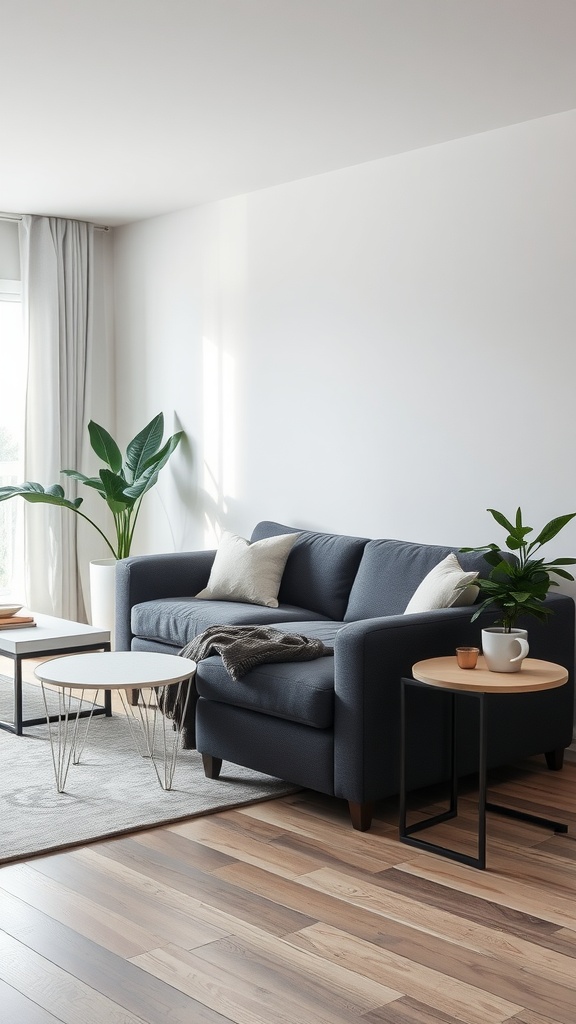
89;558;117;650
481;627;529;673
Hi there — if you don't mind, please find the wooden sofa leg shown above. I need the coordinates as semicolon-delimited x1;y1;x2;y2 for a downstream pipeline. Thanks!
130;688;140;706
202;754;222;779
545;748;565;771
348;801;373;831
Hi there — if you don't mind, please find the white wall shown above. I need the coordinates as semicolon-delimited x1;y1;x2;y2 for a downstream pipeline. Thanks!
112;108;576;585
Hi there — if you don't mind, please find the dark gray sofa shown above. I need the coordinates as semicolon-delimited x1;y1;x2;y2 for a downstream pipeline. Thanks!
116;520;575;830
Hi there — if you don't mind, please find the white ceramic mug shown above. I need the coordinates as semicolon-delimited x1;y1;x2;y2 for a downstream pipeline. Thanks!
481;627;529;673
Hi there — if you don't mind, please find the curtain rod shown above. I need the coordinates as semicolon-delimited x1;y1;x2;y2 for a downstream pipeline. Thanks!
0;212;109;231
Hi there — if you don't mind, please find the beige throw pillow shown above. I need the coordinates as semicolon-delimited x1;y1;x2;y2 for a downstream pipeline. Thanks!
196;530;300;608
404;553;479;614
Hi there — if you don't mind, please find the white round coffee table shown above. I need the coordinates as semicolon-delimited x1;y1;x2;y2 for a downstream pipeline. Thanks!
35;651;196;793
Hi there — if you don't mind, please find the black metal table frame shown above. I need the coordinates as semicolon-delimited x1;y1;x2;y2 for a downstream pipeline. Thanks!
0;640;112;736
399;676;568;870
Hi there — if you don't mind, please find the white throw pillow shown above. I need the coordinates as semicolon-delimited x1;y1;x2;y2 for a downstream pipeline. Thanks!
196;530;300;608
404;553;479;614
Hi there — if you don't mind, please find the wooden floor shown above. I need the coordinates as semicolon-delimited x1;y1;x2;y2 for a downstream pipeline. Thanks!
1;759;576;1023
2;656;576;1022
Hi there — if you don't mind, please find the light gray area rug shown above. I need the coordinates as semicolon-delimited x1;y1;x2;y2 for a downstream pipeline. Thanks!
0;677;298;864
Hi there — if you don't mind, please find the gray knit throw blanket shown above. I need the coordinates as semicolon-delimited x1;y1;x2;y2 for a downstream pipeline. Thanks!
160;625;333;747
180;624;333;681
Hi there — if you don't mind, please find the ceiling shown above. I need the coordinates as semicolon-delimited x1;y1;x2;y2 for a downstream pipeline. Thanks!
2;0;576;226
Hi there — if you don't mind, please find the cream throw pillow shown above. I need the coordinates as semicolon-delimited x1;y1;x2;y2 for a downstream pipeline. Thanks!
404;553;479;614
196;530;300;608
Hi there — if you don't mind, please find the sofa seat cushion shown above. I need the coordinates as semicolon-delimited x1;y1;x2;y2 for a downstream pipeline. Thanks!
195;620;343;729
131;599;329;650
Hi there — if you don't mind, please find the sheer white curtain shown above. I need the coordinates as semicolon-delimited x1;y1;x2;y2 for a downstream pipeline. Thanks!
19;216;94;621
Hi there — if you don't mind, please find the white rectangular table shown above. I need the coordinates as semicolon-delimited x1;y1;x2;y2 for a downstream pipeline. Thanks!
0;613;111;735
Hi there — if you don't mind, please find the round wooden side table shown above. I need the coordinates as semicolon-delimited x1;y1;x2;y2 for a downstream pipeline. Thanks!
399;656;569;870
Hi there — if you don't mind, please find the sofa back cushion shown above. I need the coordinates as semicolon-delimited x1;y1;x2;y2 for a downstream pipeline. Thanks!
251;521;368;620
344;538;490;621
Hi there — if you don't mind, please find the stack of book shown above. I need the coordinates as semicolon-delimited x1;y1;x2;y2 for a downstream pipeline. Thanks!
0;614;36;630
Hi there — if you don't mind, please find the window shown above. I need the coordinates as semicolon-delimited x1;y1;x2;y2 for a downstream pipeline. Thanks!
0;279;26;598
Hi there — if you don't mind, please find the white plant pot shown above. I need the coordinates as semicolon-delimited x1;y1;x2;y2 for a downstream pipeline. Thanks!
481;627;529;673
89;558;117;650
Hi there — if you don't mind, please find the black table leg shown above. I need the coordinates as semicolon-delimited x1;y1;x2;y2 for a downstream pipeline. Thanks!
477;693;487;869
14;655;23;735
399;679;567;870
400;682;469;859
0;641;112;734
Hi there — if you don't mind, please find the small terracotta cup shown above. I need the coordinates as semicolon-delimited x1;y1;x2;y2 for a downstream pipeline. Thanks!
456;646;480;669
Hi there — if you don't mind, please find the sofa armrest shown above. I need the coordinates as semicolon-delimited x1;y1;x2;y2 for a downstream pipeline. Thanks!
115;549;216;651
333;594;574;804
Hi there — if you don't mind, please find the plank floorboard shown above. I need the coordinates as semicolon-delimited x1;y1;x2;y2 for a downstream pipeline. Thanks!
0;861;167;958
131;936;401;1024
0;930;153;1024
0;889;228;1023
288;922;522;1024
507;1012;570;1024
362;995;469;1023
1;753;576;1022
398;852;576;929
0;978;64;1024
297;865;576;987
167;814;327;878
377;867;576;955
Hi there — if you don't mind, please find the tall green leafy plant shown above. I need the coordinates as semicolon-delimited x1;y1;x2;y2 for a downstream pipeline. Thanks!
461;507;576;632
0;413;184;560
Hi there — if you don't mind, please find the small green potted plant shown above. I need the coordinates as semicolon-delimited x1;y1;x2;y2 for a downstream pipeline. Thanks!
461;507;576;671
0;412;184;560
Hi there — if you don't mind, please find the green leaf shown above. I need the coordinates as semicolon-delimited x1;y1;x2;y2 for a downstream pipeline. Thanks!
140;431;184;476
483;549;507;568
534;512;576;546
123;465;157;500
88;421;122;473
62;469;102;488
125;414;165;482
99;469;133;513
548;567;575;581
487;508;515;534
475;579;503;593
510;508;532;535
0;482;44;499
80;478;107;498
505;535;524;550
0;482;83;510
470;597;497;623
460;542;499;554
